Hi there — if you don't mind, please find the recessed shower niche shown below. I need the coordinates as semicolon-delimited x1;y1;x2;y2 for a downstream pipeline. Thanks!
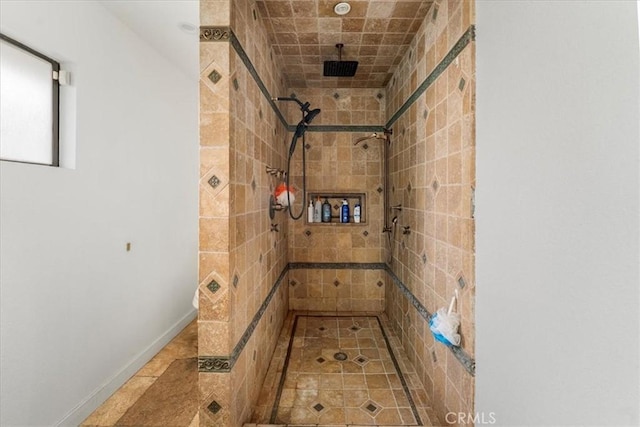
306;192;366;225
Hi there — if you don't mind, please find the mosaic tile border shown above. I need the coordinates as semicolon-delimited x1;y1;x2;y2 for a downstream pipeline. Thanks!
385;25;476;129
385;266;476;376
289;262;386;270
269;314;422;425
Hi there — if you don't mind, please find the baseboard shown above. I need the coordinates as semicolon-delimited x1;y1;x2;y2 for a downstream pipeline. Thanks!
55;308;197;427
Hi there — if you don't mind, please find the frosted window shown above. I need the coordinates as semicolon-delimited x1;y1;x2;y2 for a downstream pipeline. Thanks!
0;37;57;165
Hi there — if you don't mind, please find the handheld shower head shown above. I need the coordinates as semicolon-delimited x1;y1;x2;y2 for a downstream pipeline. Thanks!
304;108;321;124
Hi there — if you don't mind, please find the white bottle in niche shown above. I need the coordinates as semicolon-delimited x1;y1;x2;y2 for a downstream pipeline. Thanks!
307;200;314;222
313;197;322;222
354;202;361;223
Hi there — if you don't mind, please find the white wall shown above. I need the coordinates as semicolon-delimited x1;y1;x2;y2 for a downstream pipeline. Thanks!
476;1;639;426
0;2;199;425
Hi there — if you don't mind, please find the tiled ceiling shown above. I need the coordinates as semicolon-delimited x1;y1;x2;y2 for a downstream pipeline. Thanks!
255;0;433;88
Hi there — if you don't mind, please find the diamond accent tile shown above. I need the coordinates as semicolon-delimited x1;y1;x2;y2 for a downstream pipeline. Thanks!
208;69;222;84
319;326;326;331
313;403;325;412
350;325;361;332
259;109;263;120
376;92;384;99
407;182;412;192
259;253;263;263
333;92;340;99
362;400;382;416
353;354;369;367
316;357;326;364
376;187;383;194
232;274;239;288
401;241;406;250
252;8;257;20
208;175;221;189
457;275;467;289
206;280;220;294
423;108;429;119
432;5;439;21
432;179;439;192
333;204;340;211
251;179;256;192
363;230;369;237
376;280;384;287
207;400;222;414
232;78;239;91
304;230;312;237
305;143;311;150
362;143;369;150
422;253;428;264
290;280;297;287
333;280;340;287
432;350;438;363
459;77;466;91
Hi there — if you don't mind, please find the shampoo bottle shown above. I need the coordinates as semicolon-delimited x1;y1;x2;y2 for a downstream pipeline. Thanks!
313;197;322;222
307;200;314;223
354;201;361;223
341;199;350;223
322;198;331;223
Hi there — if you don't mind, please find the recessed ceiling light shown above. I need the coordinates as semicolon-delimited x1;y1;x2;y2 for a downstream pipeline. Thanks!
178;22;197;34
334;2;351;15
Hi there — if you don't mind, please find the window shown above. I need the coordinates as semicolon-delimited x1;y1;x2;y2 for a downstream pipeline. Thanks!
0;33;60;166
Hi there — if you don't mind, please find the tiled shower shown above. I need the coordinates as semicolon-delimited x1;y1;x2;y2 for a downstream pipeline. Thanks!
198;0;475;425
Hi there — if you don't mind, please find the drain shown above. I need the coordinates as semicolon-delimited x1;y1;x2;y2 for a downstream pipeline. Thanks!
333;352;348;361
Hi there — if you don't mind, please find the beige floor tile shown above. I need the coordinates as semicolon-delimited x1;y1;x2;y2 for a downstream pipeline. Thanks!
81;376;156;426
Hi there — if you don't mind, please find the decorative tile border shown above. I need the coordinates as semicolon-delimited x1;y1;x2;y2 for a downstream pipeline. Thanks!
289;262;386;270
293;125;387;133
199;26;231;42
386;25;476;129
385;265;476;376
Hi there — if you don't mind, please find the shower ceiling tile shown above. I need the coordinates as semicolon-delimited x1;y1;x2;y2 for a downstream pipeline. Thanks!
255;0;433;88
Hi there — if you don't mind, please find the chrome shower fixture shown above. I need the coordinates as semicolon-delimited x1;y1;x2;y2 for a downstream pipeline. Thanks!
391;204;402;211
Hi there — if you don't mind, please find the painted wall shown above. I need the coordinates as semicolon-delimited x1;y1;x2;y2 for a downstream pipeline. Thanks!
0;2;199;425
475;1;639;425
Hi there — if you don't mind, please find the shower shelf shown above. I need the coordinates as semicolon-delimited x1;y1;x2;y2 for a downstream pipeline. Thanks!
306;192;366;225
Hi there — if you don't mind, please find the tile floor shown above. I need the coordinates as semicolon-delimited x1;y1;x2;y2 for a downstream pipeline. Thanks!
81;319;199;427
82;313;438;427
250;312;439;426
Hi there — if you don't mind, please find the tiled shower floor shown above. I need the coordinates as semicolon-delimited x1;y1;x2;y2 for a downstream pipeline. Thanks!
249;312;437;426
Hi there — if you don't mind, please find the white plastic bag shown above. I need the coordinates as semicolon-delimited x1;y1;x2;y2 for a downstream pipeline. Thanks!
429;291;461;346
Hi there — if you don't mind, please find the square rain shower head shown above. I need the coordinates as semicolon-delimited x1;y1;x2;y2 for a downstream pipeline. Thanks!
323;60;359;77
324;43;358;77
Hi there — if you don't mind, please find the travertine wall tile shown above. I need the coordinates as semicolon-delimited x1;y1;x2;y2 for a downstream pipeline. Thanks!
385;0;476;424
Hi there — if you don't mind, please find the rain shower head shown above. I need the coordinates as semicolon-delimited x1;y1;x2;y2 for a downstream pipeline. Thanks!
324;43;358;77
